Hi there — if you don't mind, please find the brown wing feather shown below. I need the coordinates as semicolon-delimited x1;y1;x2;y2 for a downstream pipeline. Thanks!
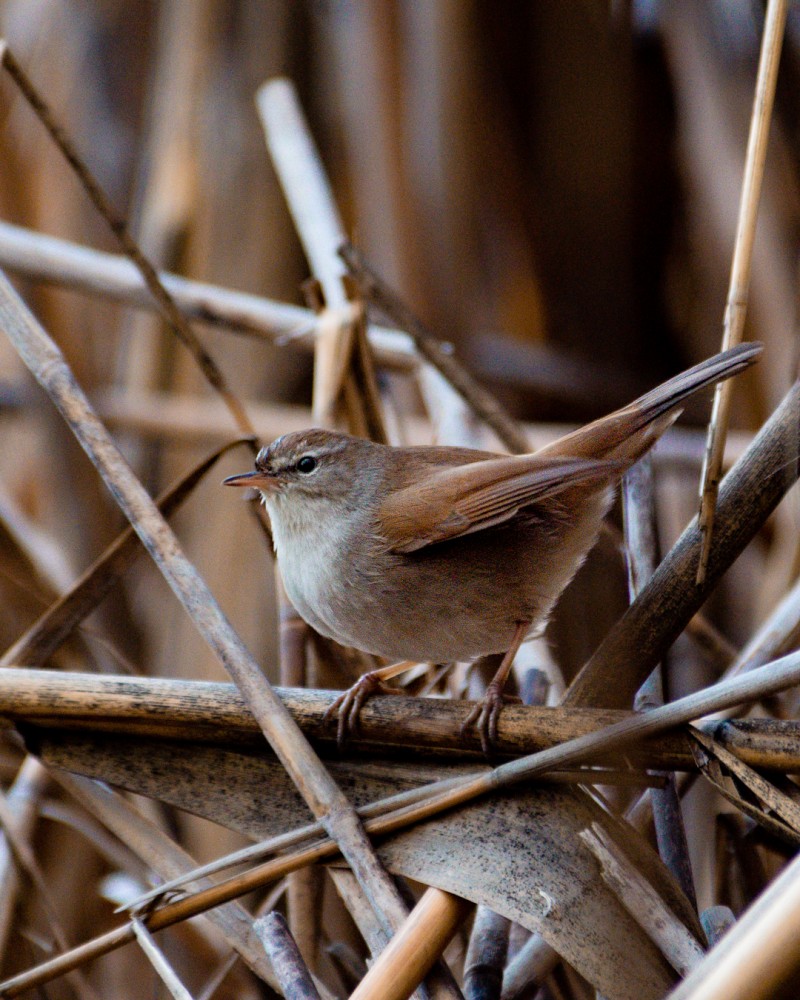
379;455;621;554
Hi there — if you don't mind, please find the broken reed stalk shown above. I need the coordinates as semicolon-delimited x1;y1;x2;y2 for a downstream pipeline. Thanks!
696;0;788;584
0;273;422;950
257;78;388;442
578;824;704;978
341;242;532;455
566;376;800;709
0;220;417;370
7;648;800;997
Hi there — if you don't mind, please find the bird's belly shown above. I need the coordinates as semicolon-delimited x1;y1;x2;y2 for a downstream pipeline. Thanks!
280;532;547;663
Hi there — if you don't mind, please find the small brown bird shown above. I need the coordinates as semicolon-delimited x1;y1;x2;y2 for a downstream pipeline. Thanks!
225;343;760;752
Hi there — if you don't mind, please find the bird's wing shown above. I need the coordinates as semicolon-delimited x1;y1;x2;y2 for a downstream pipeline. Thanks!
378;454;621;554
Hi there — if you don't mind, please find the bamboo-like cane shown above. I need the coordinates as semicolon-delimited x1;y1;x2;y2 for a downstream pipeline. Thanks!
668;846;800;999
348;889;472;1000
695;0;788;584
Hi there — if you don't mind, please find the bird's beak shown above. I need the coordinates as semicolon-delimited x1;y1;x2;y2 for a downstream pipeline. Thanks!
223;470;280;492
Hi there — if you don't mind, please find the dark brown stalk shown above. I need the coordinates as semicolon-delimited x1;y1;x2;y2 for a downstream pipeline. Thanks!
6;668;800;772
566;377;800;708
623;456;697;909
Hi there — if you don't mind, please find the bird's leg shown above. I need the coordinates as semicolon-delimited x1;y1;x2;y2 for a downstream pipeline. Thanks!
461;621;530;756
323;660;417;749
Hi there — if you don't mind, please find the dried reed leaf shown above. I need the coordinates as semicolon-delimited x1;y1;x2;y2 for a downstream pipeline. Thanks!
30;733;677;999
690;726;800;845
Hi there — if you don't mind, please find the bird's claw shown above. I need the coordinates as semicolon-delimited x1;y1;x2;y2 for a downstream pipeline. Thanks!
461;684;519;758
323;671;402;750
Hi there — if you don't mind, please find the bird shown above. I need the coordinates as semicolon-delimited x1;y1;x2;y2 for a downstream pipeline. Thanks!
224;342;761;753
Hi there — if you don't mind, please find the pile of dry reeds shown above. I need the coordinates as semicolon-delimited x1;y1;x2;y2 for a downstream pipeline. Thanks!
1;3;800;999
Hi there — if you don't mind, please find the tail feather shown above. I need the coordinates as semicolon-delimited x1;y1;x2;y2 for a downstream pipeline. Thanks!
630;342;762;424
539;342;762;463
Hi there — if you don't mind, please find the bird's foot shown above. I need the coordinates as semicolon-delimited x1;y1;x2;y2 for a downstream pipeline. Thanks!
323;671;404;750
460;683;520;758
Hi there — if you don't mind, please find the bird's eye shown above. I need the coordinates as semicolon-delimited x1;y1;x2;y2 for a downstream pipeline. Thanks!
296;455;317;474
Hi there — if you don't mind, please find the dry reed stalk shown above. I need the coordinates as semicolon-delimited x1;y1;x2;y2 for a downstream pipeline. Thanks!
7;644;800;996
668;845;800;999
578;824;704;978
348;889;472;1000
276;576;322;973
0;220;417;370
0;758;48;951
623;457;697;908
9;668;800;772
463;905;510;1000
500;934;559;1000
566;376;800;708
257;78;387;443
696;0;788;584
341;243;532;455
113;1;212;397
0;789;100;1000
698;906;735;948
253;912;321;1000
0;270;427;965
0;42;254;439
131;918;195;1000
